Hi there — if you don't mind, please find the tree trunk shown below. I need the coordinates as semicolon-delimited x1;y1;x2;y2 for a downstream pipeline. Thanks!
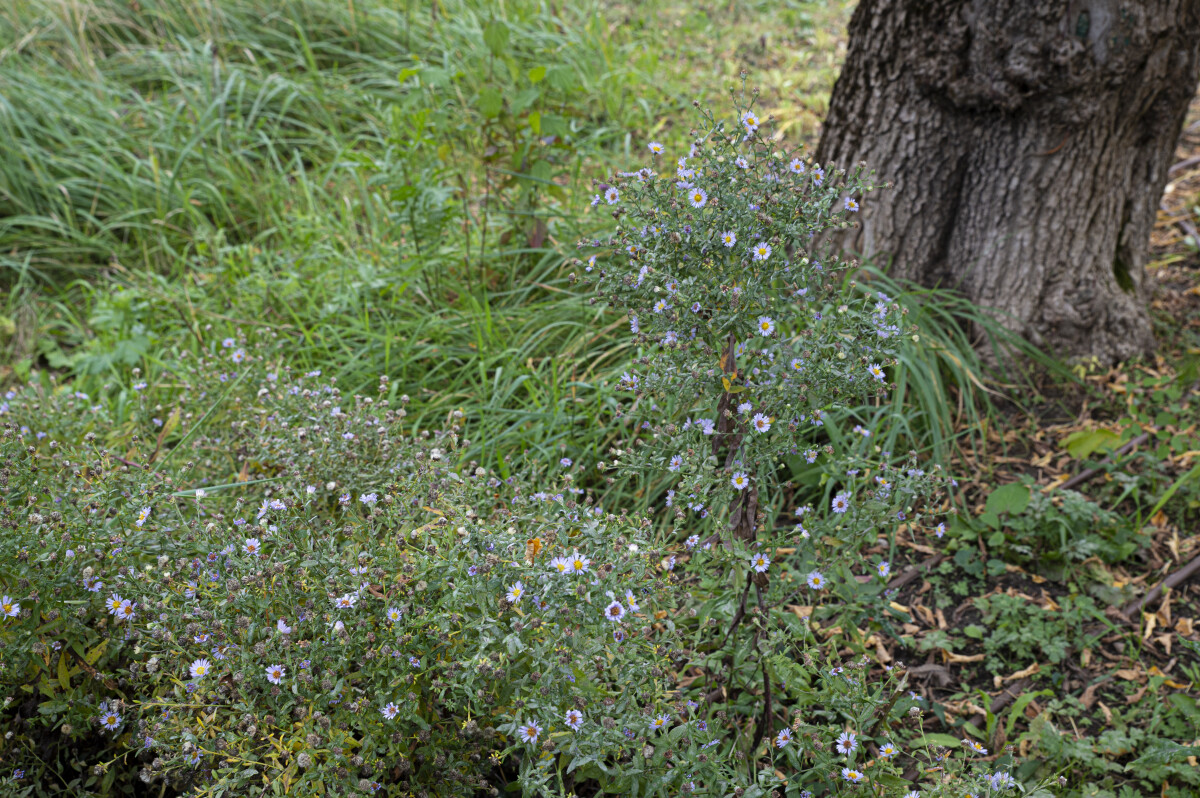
816;0;1200;362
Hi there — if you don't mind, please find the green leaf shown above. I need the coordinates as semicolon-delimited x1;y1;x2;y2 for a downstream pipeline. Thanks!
1006;689;1053;738
1124;739;1200;771
923;733;963;749
1062;428;1121;459
873;774;910;789
57;652;71;691
482;22;510;57
510;87;541;115
529;160;552;183
504;632;526;654
85;640;107;666
527;66;546;84
1166;692;1200;724
397;67;421;83
984;483;1030;517
545;65;576;91
477;88;503;119
1144;462;1200;521
38;700;69;716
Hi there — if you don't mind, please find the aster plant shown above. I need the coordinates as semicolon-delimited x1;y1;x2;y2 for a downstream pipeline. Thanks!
569;89;1027;795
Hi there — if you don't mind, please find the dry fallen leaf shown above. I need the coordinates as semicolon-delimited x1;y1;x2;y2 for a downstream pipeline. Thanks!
943;651;986;664
964;700;988;717
524;537;543;564
1175;617;1194;636
1159;593;1172;627
1097;701;1113;725
788;605;812;621
1114;668;1145;682
1007;662;1041;681
1041;475;1070;491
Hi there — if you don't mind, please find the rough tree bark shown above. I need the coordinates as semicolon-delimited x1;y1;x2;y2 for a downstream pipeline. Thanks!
816;0;1200;362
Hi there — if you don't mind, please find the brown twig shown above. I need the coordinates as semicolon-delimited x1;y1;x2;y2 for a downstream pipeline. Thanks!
887;554;945;592
964;676;1035;735
1168;154;1200;178
748;661;772;778
716;572;753;651
1054;433;1150;492
1177;217;1200;245
108;451;149;470
1122;553;1200;619
991;677;1033;715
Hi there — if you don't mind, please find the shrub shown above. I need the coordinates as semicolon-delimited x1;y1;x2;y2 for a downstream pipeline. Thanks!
0;97;1052;797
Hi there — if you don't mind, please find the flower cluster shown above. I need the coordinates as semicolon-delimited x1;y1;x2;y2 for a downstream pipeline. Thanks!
0;348;712;795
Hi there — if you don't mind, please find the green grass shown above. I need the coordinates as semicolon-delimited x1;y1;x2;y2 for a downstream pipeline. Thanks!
0;0;1037;493
0;0;869;476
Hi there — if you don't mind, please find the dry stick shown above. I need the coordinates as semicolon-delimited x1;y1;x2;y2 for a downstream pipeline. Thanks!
1168;154;1200;177
887;554;945;592
1055;433;1150;492
107;451;149;471
965;676;1036;735
1177;216;1200;245
1122;553;1200;619
748;662;772;780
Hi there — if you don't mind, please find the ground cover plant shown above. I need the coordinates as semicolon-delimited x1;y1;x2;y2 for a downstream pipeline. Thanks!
2;0;1200;796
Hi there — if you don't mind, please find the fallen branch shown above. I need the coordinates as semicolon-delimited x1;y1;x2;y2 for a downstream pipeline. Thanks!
887;554;945;592
906;663;952;686
1177;216;1200;246
1122;552;1200;619
1054;433;1150;493
966;676;1035;734
1168;154;1200;178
